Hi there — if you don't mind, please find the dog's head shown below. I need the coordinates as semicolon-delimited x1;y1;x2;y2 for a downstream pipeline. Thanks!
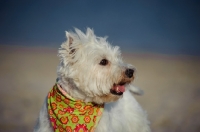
57;28;136;104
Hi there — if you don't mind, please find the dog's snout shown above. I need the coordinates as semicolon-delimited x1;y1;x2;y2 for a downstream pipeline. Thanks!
125;69;134;78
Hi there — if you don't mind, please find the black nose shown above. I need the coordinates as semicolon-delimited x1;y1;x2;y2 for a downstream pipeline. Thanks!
125;69;134;78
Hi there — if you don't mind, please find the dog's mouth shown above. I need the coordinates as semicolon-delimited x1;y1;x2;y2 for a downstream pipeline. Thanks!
110;82;126;96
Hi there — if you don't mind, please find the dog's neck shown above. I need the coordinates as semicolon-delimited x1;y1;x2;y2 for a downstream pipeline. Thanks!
57;77;94;103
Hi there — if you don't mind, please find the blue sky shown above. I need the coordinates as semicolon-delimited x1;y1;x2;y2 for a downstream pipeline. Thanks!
0;0;200;55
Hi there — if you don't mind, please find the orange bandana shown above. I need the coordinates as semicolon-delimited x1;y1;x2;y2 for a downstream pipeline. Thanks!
47;84;104;132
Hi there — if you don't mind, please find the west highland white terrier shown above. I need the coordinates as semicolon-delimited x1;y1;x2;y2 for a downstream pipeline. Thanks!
34;28;150;132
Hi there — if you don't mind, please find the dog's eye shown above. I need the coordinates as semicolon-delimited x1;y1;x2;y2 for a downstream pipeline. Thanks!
99;59;108;66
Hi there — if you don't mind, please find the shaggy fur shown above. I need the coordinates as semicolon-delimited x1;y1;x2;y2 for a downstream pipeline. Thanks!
34;28;150;132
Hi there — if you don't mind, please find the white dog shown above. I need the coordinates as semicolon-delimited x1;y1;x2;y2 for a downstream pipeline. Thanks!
34;28;150;132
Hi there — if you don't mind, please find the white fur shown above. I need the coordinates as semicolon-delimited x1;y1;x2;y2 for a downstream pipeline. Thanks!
34;28;150;132
96;86;150;132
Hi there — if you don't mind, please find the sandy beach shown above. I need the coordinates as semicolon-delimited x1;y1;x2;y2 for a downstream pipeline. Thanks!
0;46;200;132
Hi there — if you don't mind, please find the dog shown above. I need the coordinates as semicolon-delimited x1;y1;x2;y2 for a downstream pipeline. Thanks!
34;28;150;132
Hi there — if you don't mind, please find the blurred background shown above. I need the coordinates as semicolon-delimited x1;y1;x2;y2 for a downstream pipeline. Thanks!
0;0;200;132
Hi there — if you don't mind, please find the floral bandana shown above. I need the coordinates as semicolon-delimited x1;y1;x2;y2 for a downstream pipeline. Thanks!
47;84;104;132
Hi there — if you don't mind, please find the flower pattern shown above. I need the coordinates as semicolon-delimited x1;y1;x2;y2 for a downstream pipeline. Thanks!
51;102;57;110
60;117;68;124
88;108;94;115
74;124;88;132
49;109;53;115
74;103;82;109
64;107;74;113
66;126;72;132
64;98;70;104
58;110;66;115
84;115;91;123
58;125;65;132
56;95;62;102
93;116;96;123
48;84;104;131
71;115;79;123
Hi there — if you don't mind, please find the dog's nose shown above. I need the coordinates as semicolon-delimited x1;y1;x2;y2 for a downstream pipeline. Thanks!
125;69;134;78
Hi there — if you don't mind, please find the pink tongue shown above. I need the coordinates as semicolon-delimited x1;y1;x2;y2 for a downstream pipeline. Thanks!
116;85;125;92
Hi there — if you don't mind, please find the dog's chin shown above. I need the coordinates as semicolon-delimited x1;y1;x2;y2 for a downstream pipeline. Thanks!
93;93;121;104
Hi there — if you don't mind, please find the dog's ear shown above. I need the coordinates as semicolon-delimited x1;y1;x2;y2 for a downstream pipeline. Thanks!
66;31;76;54
58;31;79;65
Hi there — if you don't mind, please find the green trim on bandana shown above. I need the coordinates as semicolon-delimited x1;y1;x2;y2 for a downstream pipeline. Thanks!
47;84;104;132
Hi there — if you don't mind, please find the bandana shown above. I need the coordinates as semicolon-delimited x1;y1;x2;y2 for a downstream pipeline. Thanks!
47;84;104;132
